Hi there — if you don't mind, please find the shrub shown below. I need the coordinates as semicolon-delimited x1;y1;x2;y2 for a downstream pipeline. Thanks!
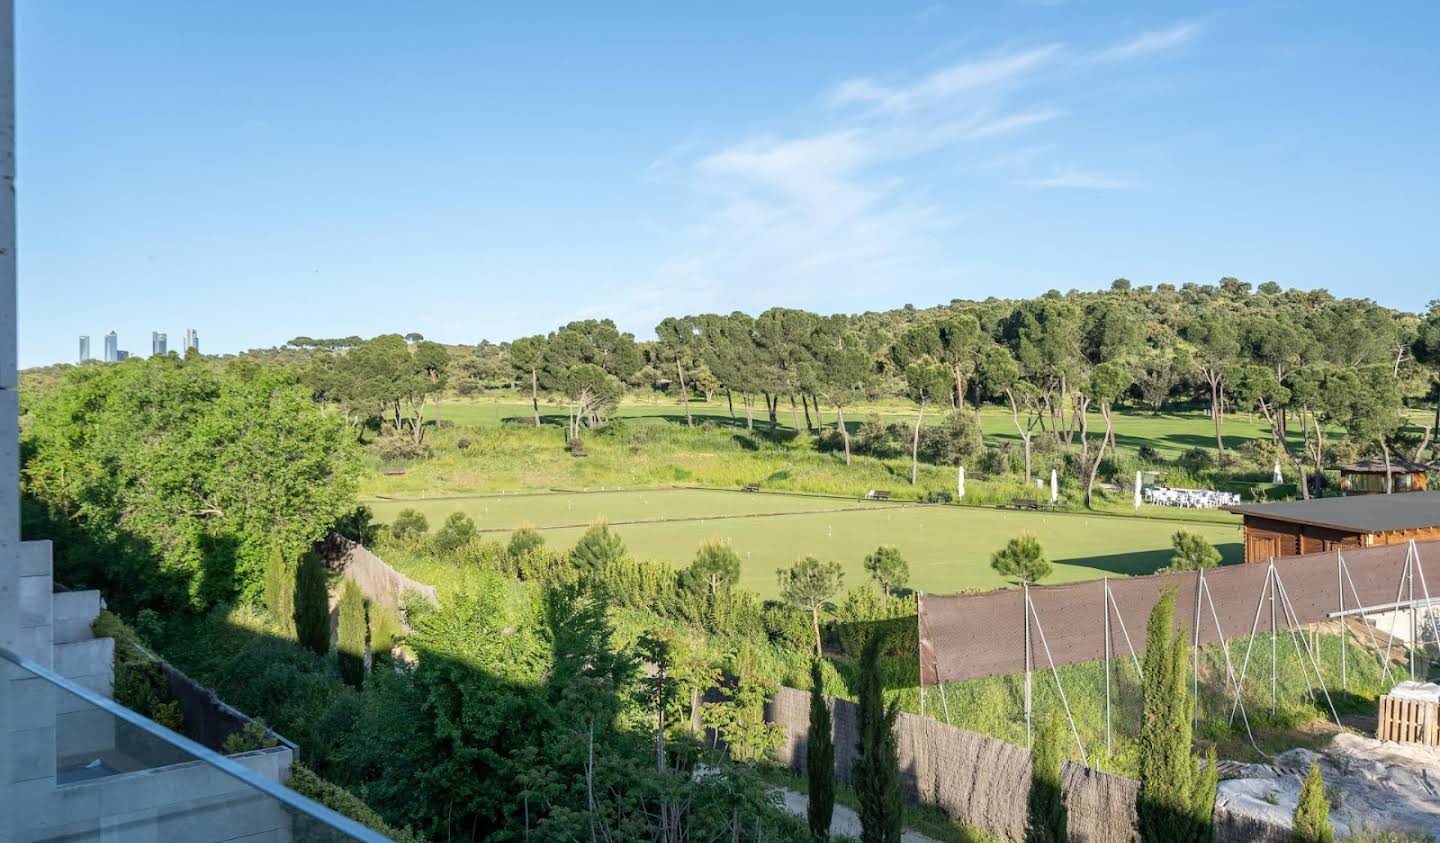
1178;446;1214;473
507;525;545;559
572;518;627;572
390;509;429;542
1169;530;1220;571
263;543;296;639
763;602;814;652
1026;712;1066;843
433;511;478;552
368;436;432;462
1293;762;1333;843
294;551;331;657
456;437;471;451
222;718;279;754
336;579;367;687
923;489;954;504
333;505;380;545
1136;444;1163;464
978;446;1011;477
917;411;985;466
286;763;426;843
93;610;185;732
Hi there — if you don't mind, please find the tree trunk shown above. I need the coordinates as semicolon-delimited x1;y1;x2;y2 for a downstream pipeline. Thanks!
1008;391;1032;486
801;394;814;433
812;394;824;429
726;388;735;419
676;358;692;428
790;394;802;432
531;369;541;426
955;368;967;411
1210;374;1226;462
838;404;851;465
911;396;926;485
1084;404;1113;509
745;395;754;431
1381;439;1394;494
765;393;778;429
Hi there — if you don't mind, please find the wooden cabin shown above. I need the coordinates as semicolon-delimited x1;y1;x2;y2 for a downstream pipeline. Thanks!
1225;491;1440;563
1335;459;1432;495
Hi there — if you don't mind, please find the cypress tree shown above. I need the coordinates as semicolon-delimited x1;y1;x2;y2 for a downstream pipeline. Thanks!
1026;712;1067;843
1137;589;1216;843
263;543;296;639
807;659;835;842
1292;761;1333;843
336;579;367;687
853;632;903;843
293;551;331;657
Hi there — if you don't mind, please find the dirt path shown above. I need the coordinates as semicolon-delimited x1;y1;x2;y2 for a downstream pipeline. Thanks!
777;789;944;843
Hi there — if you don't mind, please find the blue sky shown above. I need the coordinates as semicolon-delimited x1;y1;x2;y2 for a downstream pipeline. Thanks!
17;2;1439;366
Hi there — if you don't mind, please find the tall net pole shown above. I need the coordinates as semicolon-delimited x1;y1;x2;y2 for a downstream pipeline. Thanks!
1024;582;1033;748
1104;578;1112;757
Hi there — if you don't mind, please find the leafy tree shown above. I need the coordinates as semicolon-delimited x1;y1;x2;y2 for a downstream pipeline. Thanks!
1181;311;1240;461
901;356;953;485
1003;296;1084;450
1169;530;1220;571
1137;589;1216;843
862;545;909;600
263;543;296;639
980;344;1041;485
1026;712;1067;843
572;518;626;572
1292;761;1333;843
656;316;700;428
807;659;835;842
21;356;362;613
853;632;903;843
433;511;477;552
294;551;331;657
1081;361;1133;508
811;320;875;463
991;533;1052;584
685;538;741;596
1415;300;1440;440
390;508;429;542
936;312;983;409
508;335;547;426
558;363;624;441
777;555;844;656
702;672;784;763
336;579;367;687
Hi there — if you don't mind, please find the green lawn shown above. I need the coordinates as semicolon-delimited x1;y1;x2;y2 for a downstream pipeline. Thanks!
365;488;1241;598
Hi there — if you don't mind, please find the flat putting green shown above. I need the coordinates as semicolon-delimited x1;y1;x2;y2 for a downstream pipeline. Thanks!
365;488;1243;598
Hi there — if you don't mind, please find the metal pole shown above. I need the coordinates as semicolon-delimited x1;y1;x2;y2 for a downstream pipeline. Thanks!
1203;576;1257;750
1024;582;1032;748
1341;554;1397;684
1192;569;1203;726
939;682;952;725
1338;551;1347;691
1028;592;1088;761
1270;560;1278;715
1104;578;1112;757
1410;549;1417;681
917;592;926;719
1411;541;1440;668
1275;572;1340;725
1229;561;1272;727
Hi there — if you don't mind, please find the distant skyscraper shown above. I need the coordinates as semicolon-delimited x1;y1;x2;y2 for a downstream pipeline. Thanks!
184;328;199;354
115;350;130;362
152;331;167;356
103;331;118;362
78;335;90;362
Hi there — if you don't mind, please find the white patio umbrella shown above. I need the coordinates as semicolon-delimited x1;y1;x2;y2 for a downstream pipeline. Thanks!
957;464;966;500
1273;462;1283;484
1050;468;1058;504
1134;470;1143;510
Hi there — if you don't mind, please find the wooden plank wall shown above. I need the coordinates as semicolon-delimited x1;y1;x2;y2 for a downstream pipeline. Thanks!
1377;695;1439;746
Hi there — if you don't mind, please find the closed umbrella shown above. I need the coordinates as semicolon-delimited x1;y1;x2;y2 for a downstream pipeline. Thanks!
957;464;966;500
1273;462;1283;484
1050;468;1058;505
1134;470;1143;510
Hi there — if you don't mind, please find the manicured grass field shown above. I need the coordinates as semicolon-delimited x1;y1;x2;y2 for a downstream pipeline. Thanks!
365;488;1242;597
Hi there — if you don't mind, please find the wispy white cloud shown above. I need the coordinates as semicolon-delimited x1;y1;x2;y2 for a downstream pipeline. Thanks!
829;45;1062;113
1090;22;1201;63
1019;170;1140;190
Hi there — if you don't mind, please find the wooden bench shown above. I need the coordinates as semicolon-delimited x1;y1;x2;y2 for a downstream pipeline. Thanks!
568;442;589;458
866;490;892;501
1011;498;1039;511
743;483;761;492
380;467;406;476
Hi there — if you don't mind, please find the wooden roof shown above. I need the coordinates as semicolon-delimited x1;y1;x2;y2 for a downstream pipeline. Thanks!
1334;459;1433;474
1225;491;1440;534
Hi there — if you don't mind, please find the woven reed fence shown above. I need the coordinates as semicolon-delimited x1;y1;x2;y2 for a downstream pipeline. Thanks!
316;533;438;611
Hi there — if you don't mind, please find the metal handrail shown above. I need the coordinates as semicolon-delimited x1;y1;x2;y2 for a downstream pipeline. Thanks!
0;645;392;843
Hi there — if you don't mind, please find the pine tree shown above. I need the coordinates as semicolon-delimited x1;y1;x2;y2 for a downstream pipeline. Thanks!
336;579;367;687
263;543;296;639
1136;589;1216;843
807;659;835;842
1292;761;1333;843
1026;712;1067;843
572;518;627;573
293;551;331;657
853;632;903;843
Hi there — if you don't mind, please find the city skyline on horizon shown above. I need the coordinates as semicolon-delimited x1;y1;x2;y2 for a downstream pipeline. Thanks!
76;327;197;363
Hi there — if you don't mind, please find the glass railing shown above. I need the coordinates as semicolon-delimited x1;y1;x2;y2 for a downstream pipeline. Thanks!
0;645;393;842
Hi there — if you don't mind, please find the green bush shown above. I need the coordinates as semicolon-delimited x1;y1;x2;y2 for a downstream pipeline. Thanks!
222;718;279;754
433;511;477;552
92;610;184;732
286;763;426;843
294;551;331;657
390;508;429;542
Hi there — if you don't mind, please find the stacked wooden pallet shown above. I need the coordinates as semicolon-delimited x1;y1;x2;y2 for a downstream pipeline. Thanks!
1377;683;1439;746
